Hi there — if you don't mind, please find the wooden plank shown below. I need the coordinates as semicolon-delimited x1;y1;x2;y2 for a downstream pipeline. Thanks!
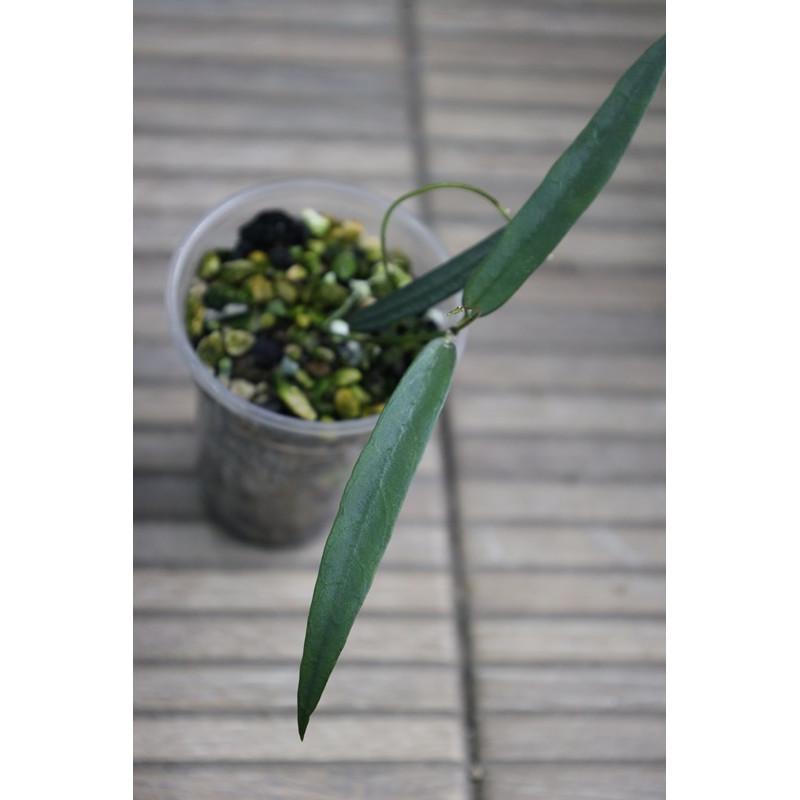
133;429;198;471
476;664;665;713
133;137;413;183
451;354;664;392
133;342;187;383
468;572;665;615
462;525;665;570
134;663;459;713
134;616;458;663
460;308;664;353
133;385;196;426
134;22;403;66
460;480;665;524
133;474;202;519
481;713;665;762
135;95;408;139
473;618;665;663
419;3;664;40
133;569;453;614
133;520;451;569
133;59;404;103
133;714;465;762
480;763;665;800
134;0;399;27
449;392;665;436
453;436;665;481
134;764;468;800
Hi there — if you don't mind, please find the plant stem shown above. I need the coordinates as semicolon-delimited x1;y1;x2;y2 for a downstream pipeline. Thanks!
379;182;513;274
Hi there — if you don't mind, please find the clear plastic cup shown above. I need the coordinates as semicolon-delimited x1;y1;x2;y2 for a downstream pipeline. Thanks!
165;179;460;547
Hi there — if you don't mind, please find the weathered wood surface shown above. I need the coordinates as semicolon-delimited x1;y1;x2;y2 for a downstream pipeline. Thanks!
133;0;665;797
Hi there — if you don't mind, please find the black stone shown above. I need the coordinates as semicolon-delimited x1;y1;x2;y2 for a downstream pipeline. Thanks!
268;246;293;271
233;209;309;259
251;333;284;370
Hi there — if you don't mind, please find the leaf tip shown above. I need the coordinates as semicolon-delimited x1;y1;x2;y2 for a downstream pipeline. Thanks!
298;709;309;741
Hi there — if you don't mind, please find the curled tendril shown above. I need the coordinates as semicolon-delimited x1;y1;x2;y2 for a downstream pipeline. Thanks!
379;182;513;273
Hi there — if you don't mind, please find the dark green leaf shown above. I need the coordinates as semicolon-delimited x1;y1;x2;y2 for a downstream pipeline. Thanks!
297;336;458;739
347;227;504;332
463;35;666;317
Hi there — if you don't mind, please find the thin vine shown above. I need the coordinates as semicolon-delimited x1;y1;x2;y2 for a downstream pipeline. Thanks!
379;181;513;275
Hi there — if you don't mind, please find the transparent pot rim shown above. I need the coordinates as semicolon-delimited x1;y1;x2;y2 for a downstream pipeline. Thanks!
165;177;459;440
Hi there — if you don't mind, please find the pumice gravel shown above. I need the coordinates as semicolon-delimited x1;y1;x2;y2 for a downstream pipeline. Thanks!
185;207;441;422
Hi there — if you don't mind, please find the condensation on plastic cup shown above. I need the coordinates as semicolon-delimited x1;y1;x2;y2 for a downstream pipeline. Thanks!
165;178;465;546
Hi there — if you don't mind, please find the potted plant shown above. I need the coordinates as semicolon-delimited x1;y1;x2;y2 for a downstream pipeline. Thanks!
167;35;665;740
166;180;464;546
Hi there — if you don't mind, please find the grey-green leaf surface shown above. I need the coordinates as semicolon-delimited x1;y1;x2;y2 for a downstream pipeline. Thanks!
297;335;458;740
347;227;504;332
463;35;666;317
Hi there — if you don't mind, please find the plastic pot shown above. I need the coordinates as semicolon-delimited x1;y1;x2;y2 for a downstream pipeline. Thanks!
165;179;458;547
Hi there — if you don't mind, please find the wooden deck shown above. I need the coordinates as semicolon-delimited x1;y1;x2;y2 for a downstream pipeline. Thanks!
133;1;666;797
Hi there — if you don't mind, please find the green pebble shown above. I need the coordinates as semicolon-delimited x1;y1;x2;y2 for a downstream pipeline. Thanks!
293;310;314;329
302;208;332;237
284;343;303;361
314;280;348;309
276;380;318;421
248;250;269;266
219;258;257;284
223;328;255;357
302;250;322;273
294;369;314;390
217;356;233;378
387;261;413;289
332;250;357;281
332;367;362;387
243;274;274;303
196;330;224;368
286;263;308;282
362;236;383;262
276;278;299;306
334;387;361;420
187;304;206;339
185;284;206;335
311;375;333;401
350;384;371;405
368;263;393;298
266;298;289;317
313;346;337;363
198;250;222;280
257;311;277;330
230;379;256;400
204;283;250;310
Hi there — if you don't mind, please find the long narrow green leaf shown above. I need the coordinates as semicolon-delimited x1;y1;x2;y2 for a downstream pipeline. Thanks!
463;35;666;317
297;335;457;740
347;227;504;332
